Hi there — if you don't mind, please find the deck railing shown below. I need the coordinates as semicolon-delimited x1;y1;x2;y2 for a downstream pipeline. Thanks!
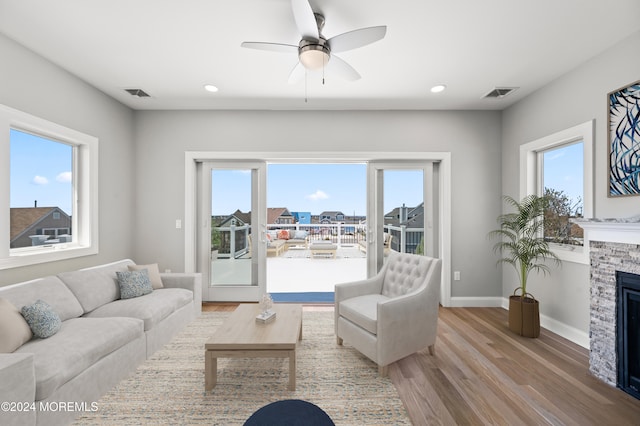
213;222;425;257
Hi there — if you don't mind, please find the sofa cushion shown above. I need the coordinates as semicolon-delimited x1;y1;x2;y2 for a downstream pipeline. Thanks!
58;259;134;313
277;229;290;240
116;270;153;299
21;300;62;339
128;263;164;289
0;276;84;321
339;294;389;335
293;230;308;239
14;316;144;401
0;298;33;352
83;288;193;331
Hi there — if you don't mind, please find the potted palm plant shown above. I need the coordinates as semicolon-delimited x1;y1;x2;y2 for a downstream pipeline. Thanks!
489;194;561;338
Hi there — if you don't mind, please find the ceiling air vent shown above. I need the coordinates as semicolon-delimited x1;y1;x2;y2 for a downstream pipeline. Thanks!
124;88;151;98
483;87;518;99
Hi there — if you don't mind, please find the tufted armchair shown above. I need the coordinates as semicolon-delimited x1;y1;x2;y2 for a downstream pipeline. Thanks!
334;251;442;376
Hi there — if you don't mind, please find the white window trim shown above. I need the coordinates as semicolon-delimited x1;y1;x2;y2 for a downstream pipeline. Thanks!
0;105;99;269
519;120;594;264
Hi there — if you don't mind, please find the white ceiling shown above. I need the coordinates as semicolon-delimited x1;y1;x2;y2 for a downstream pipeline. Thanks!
1;0;639;111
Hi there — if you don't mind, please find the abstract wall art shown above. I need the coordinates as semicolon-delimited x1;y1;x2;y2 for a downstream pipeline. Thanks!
608;80;640;197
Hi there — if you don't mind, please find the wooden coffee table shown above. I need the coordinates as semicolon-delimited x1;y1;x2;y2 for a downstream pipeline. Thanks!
204;303;303;391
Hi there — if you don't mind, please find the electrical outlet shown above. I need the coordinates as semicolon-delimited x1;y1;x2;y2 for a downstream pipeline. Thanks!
175;219;182;229
454;271;461;281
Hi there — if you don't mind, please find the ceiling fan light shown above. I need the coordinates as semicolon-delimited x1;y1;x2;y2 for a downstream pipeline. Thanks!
298;39;330;70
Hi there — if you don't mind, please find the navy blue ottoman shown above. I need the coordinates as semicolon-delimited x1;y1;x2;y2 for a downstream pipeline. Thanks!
244;399;335;425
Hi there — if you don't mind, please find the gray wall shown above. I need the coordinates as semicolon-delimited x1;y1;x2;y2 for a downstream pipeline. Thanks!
501;31;640;333
0;34;136;286
133;109;503;298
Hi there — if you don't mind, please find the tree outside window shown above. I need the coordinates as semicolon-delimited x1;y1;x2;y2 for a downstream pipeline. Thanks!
541;142;584;246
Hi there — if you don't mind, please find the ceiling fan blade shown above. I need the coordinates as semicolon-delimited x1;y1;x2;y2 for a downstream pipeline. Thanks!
291;0;319;40
287;62;305;84
327;55;361;81
241;42;298;53
328;26;387;53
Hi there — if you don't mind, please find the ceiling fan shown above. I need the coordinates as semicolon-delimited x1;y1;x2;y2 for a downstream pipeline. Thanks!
241;0;387;83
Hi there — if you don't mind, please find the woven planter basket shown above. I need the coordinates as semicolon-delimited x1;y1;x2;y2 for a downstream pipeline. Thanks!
508;289;540;338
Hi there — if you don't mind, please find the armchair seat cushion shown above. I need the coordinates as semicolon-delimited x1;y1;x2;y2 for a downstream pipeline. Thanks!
339;294;389;335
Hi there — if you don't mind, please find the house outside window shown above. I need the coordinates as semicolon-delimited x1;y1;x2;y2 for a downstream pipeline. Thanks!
520;120;594;264
1;104;99;269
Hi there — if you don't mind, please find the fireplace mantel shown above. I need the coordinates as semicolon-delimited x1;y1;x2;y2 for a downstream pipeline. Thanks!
575;218;640;245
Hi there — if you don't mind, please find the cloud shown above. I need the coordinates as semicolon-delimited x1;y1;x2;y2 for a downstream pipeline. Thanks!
56;171;72;183
306;190;329;201
32;175;48;185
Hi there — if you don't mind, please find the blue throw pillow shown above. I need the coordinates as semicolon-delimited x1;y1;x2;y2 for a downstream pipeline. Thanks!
116;269;153;299
21;300;62;339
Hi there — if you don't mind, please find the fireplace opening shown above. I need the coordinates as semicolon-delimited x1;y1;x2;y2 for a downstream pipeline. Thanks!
616;270;640;399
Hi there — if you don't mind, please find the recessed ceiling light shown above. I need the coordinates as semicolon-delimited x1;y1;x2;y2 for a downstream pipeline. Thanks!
204;84;219;93
430;84;446;93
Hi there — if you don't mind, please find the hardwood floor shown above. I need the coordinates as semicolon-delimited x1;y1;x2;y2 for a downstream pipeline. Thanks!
202;303;640;425
390;307;640;425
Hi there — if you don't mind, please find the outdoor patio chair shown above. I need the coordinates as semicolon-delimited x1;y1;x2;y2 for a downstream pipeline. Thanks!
334;251;442;376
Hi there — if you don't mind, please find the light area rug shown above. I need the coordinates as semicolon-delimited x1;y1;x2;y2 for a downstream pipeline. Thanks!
74;311;411;425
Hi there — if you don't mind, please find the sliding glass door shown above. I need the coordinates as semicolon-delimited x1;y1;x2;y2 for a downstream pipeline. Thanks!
198;161;267;302
367;161;439;276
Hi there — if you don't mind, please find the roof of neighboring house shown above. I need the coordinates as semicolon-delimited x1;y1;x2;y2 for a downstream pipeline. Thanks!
10;207;58;241
267;207;293;223
319;211;345;218
232;209;252;224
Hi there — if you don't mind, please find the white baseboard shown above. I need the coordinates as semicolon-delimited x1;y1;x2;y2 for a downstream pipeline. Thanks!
448;297;589;349
500;297;589;349
449;297;504;307
539;313;589;349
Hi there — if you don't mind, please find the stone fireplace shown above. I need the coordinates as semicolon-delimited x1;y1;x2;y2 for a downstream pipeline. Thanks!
577;218;640;392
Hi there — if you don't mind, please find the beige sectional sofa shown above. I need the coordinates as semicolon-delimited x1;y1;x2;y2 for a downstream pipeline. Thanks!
0;259;201;426
266;229;309;256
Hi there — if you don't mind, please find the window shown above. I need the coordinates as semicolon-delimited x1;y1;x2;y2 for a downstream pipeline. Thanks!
0;104;99;269
541;142;584;246
10;130;73;248
520;120;594;264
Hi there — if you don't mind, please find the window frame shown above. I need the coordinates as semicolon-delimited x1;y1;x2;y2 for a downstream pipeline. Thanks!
0;104;99;269
519;120;594;264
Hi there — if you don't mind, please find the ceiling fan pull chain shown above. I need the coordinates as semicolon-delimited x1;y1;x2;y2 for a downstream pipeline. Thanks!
305;70;308;103
322;57;326;85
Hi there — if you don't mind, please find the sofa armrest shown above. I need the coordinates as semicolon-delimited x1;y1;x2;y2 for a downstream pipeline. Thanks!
335;276;384;303
160;273;202;316
0;353;36;426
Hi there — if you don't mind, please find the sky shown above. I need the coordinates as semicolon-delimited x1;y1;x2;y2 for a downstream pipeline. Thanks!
10;129;73;215
542;141;583;208
211;164;425;216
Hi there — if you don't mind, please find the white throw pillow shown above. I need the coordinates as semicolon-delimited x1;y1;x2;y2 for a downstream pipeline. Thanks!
128;263;164;289
0;298;33;352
